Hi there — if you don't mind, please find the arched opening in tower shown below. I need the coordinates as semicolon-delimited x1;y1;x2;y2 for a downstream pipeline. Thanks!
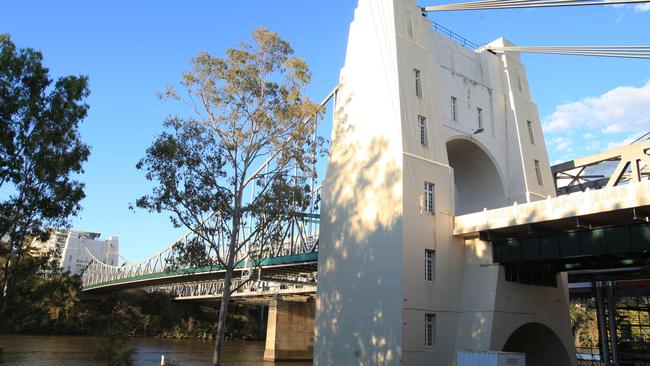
502;322;571;366
446;139;507;215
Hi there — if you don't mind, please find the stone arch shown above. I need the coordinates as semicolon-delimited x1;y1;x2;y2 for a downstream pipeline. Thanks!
446;138;507;215
502;322;571;366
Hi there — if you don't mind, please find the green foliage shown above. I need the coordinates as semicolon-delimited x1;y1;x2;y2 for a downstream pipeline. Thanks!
1;252;85;334
95;333;135;366
1;255;266;341
0;33;90;323
162;358;181;366
135;28;322;365
571;301;599;348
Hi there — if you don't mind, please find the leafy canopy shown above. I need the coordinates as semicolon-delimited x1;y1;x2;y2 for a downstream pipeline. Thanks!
136;28;323;269
135;28;324;366
0;33;90;320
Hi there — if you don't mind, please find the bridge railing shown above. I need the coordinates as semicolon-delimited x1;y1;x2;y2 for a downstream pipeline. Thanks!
81;210;320;289
430;20;480;50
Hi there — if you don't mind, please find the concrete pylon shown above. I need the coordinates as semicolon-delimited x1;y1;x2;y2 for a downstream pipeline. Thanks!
315;0;576;365
263;296;315;361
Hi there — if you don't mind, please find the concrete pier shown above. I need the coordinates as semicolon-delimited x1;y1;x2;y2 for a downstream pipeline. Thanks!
263;297;315;361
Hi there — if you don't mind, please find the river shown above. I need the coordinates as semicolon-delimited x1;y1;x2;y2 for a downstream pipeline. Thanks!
0;335;312;366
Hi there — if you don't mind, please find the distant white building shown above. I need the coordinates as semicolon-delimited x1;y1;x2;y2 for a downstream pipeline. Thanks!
33;230;119;275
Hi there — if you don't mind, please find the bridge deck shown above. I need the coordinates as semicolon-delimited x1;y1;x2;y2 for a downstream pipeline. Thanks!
83;252;317;293
454;180;650;237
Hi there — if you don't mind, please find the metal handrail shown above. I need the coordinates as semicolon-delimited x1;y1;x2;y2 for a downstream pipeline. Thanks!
430;20;481;50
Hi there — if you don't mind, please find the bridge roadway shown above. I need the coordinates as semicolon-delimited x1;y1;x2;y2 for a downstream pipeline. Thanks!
82;179;650;299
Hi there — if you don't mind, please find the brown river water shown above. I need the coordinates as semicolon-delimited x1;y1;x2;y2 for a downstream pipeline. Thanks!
0;335;312;366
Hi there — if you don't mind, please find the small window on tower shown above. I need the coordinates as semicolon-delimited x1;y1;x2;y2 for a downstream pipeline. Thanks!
425;313;436;348
527;120;535;145
477;108;483;129
425;249;435;282
451;96;457;121
405;11;414;39
424;182;435;214
418;115;428;146
415;69;422;98
534;160;543;186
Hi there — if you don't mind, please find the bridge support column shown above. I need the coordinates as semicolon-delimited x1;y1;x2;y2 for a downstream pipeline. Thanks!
263;296;315;361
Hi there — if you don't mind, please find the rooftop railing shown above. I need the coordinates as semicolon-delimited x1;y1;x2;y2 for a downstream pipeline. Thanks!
430;20;480;50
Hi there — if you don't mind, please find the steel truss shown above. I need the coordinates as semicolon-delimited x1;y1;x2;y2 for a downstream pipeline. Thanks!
146;276;317;301
81;210;319;289
553;140;650;196
81;85;340;291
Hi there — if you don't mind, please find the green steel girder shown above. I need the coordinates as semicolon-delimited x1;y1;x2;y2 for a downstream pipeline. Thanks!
493;222;650;265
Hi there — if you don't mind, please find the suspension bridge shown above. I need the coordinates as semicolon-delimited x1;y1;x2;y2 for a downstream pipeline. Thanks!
81;0;650;364
82;139;650;298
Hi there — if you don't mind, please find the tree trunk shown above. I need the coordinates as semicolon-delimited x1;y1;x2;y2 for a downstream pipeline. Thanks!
0;259;13;327
213;197;242;366
212;267;233;366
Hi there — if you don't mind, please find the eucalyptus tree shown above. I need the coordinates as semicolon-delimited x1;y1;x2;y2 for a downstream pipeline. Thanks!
135;28;323;366
0;34;90;324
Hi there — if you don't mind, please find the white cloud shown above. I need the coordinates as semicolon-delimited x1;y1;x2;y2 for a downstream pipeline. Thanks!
615;13;625;24
635;3;650;11
604;0;650;11
543;80;650;134
607;137;635;149
606;131;648;149
549;136;574;153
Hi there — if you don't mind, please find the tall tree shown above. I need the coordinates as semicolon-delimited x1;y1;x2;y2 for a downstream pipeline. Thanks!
136;28;323;366
0;34;90;324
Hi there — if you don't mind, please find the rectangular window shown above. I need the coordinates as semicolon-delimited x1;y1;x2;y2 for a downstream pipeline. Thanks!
405;11;414;39
425;313;436;348
451;96;457;121
517;69;523;92
534;160;543;186
424;182;435;214
425;249;435;282
527;120;535;145
418;115;428;146
69;255;72;261
414;69;422;98
477;108;483;129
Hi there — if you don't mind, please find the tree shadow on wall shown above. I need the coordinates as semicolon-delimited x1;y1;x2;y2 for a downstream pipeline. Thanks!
315;85;404;365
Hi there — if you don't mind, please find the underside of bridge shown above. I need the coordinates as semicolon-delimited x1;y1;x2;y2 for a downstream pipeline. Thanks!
487;209;650;278
481;185;650;364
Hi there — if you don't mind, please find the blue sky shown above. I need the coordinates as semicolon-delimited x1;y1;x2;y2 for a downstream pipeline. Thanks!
2;1;649;261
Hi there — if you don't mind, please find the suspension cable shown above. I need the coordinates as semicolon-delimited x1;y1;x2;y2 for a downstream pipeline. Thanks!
632;131;650;144
484;45;650;59
423;0;650;11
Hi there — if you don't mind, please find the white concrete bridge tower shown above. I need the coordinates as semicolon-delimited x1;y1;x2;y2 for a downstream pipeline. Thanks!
315;0;576;365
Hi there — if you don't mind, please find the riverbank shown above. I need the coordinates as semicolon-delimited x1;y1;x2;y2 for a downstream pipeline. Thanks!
1;335;310;366
2;269;266;341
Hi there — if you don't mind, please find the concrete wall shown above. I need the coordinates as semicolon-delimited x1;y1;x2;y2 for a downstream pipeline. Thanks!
316;0;576;365
315;1;404;364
